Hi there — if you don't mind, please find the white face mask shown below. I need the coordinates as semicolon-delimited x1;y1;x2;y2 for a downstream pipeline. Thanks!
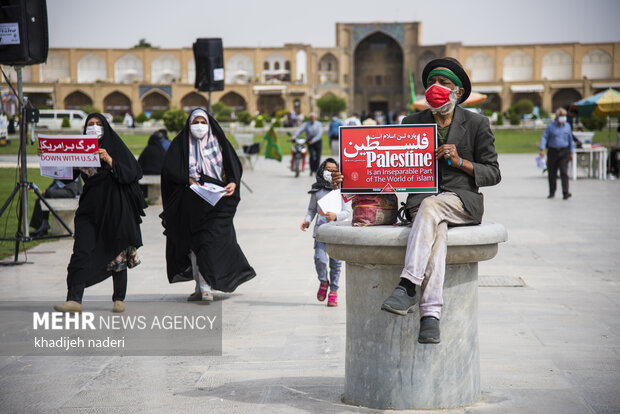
85;125;103;138
558;116;567;124
323;170;332;182
190;123;209;139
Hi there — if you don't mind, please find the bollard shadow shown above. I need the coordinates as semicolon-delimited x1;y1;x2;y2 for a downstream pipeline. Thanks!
177;376;383;413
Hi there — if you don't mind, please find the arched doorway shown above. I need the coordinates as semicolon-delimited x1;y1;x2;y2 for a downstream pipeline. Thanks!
219;92;247;111
180;92;208;113
257;94;285;116
64;91;93;110
354;32;403;115
318;53;339;85
141;91;170;113
25;93;53;109
481;93;502;112
552;88;582;112
103;91;131;116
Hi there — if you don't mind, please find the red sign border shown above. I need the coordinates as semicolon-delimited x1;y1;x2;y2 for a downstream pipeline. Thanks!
338;124;439;194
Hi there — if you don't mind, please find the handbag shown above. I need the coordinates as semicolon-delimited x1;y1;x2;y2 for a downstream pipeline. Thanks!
351;194;398;226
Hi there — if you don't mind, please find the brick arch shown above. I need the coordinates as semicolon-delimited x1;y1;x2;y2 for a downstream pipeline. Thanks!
219;92;247;111
103;91;132;116
180;92;208;113
64;90;93;110
141;90;170;113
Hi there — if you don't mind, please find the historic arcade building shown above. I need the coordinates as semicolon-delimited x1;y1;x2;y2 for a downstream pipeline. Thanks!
2;22;618;118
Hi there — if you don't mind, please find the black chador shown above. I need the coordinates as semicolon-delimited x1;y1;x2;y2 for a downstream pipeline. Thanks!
67;114;147;291
160;111;256;292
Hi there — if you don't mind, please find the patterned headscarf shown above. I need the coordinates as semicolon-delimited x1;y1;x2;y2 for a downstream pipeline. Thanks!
188;109;223;181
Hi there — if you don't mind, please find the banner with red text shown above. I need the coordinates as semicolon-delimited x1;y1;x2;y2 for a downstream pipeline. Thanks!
38;134;100;168
339;125;437;194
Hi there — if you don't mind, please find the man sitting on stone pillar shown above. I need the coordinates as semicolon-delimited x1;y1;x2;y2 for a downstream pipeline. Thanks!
334;58;501;344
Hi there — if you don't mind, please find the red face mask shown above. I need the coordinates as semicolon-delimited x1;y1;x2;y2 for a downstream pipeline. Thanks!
425;84;452;108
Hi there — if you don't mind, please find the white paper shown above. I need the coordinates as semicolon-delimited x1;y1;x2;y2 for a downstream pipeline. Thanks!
317;189;342;215
190;183;227;206
0;23;20;45
40;166;74;179
213;68;224;81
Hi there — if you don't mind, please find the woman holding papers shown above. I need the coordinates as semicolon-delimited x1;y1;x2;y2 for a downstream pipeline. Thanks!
54;113;147;313
161;108;256;300
300;158;351;307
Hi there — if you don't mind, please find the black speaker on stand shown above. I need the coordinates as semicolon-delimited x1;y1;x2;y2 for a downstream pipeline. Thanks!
0;0;71;266
193;38;225;113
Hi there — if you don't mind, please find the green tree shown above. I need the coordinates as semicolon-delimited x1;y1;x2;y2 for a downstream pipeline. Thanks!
316;95;346;116
507;108;521;126
135;112;149;123
511;99;534;116
61;117;71;128
580;112;608;131
133;38;157;49
80;105;101;114
163;108;188;132
254;115;264;128
212;102;233;122
151;110;165;120
237;110;252;125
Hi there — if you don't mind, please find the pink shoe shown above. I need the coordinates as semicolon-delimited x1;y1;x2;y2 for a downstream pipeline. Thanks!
327;291;338;307
317;282;329;301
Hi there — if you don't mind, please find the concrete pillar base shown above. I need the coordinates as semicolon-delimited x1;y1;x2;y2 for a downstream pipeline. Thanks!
317;222;507;410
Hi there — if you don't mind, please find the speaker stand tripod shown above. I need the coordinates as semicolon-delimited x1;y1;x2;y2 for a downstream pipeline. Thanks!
0;66;73;266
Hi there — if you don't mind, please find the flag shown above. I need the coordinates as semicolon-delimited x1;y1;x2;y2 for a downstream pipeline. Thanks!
409;69;415;114
263;126;282;162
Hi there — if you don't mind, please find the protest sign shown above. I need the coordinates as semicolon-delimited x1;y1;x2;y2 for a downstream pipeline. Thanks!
339;125;438;194
38;135;100;168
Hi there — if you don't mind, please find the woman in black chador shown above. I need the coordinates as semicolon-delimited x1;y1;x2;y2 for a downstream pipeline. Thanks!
160;108;255;301
54;113;147;313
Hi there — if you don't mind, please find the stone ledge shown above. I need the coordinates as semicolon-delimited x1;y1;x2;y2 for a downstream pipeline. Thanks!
317;221;508;265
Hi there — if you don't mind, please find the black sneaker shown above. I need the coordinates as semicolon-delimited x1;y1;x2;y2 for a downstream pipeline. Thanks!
563;193;572;200
381;286;418;316
547;194;555;199
418;316;440;344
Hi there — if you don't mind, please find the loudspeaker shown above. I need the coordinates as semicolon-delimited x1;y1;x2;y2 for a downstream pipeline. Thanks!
0;0;48;65
193;38;224;92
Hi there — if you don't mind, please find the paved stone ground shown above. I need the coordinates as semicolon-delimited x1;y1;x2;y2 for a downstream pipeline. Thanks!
0;153;619;413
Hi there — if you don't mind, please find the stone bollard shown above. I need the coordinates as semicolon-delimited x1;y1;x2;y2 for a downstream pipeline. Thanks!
316;221;507;410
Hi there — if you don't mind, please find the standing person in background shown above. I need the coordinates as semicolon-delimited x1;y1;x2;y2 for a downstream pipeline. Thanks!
124;112;134;128
292;112;323;176
362;114;377;126
344;113;361;126
53;113;147;313
328;114;343;155
157;128;171;151
539;107;573;200
138;130;168;175
301;158;351;307
30;174;82;237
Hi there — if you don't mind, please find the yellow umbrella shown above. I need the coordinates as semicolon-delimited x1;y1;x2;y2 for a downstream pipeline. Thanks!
572;88;620;117
412;91;488;111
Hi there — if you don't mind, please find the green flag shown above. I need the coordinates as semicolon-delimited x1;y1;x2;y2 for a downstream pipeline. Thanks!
263;126;282;162
409;69;415;114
